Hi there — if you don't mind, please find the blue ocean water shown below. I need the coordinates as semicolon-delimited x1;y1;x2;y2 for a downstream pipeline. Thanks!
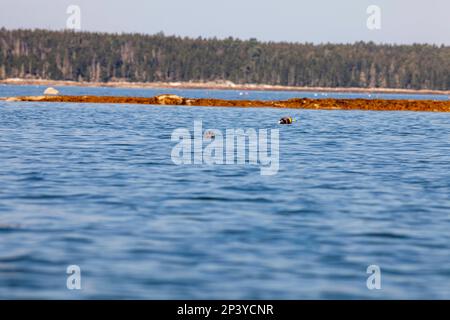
0;85;449;299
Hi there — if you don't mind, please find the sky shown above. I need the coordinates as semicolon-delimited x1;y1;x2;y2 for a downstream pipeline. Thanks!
1;0;449;45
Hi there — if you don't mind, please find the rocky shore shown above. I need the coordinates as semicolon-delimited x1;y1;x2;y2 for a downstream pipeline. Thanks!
2;94;450;112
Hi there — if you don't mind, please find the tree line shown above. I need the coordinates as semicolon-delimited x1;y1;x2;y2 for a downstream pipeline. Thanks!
0;28;448;90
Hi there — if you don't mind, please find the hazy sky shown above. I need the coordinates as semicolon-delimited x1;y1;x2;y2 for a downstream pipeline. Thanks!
1;0;449;44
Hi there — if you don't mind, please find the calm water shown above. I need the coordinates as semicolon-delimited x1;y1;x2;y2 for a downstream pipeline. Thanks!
0;85;449;299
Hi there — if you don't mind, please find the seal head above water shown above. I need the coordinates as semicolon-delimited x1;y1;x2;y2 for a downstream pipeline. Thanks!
279;117;294;124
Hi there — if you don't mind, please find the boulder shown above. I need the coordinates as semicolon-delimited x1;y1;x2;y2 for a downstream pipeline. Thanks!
44;87;59;95
155;94;184;105
26;96;47;101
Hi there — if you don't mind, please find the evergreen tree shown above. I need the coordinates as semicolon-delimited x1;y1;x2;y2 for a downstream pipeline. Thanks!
0;28;448;90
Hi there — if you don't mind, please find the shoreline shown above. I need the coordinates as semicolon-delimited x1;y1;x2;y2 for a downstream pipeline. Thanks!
2;94;450;112
1;78;449;96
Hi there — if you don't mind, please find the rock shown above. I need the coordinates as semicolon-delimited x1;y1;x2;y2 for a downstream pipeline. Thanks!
155;94;184;105
44;87;59;95
26;96;47;101
6;96;46;102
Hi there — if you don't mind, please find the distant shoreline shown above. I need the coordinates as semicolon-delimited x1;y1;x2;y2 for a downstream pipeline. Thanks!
1;78;448;96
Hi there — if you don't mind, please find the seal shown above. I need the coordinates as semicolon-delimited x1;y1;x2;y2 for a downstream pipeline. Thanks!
204;131;216;139
279;117;293;124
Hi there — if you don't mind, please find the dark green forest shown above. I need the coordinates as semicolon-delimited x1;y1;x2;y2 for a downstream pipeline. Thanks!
0;28;448;90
